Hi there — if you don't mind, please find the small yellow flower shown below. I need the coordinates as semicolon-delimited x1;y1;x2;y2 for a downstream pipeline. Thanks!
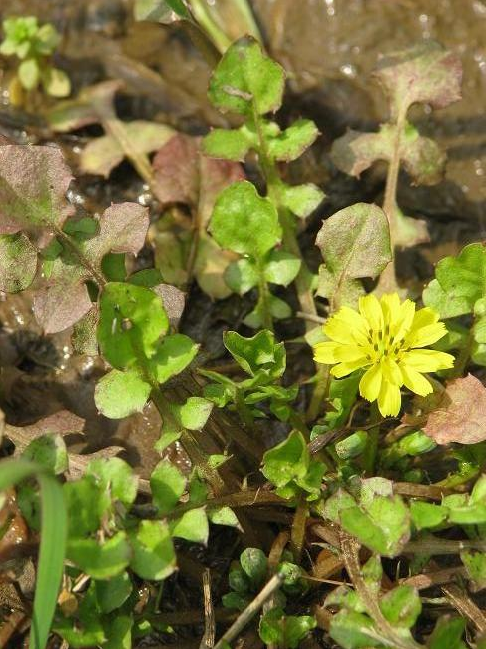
313;293;454;417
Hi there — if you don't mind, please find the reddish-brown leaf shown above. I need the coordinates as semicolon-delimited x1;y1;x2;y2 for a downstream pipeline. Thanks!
423;374;486;445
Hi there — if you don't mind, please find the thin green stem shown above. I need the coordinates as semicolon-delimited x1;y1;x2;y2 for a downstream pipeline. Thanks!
188;0;232;54
256;257;273;331
234;387;255;432
449;327;474;378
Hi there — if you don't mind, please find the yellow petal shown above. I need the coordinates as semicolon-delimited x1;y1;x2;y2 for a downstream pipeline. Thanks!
313;341;341;364
380;293;401;328
412;307;439;330
392;298;416;341
399;364;433;397
331;357;368;378
324;307;369;345
377;381;402;417
334;345;368;363
407;322;447;348
358;294;383;332
402;349;454;372
359;363;382;402
381;357;402;385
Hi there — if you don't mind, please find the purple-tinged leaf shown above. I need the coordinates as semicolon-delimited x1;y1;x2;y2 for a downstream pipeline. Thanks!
316;203;391;310
372;41;462;119
0;233;37;292
152;133;244;225
34;202;149;333
0;145;74;234
332;124;445;186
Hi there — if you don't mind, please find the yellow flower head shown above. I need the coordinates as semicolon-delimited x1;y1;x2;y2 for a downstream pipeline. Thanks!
313;293;454;417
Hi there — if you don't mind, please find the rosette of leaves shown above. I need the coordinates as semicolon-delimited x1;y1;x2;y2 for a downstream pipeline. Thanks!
203;37;323;223
223;547;307;611
423;243;486;370
325;554;468;649
200;329;298;425
331;41;462;291
150;132;244;299
0;16;70;102
211;180;300;329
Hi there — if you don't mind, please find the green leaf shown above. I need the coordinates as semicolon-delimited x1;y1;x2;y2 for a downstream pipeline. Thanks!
340;494;410;557
410;501;448;530
329;609;381;649
22;434;68;475
86;457;138;507
208;506;240;528
225;257;259;295
203;127;252;161
0;459;67;649
259;608;316;649
428;616;466;649
18;57;39;89
316;203;392;310
64;475;108;537
94;368;151;419
262;430;309;489
380;585;421;628
0;233;37;292
208;36;284;116
149;333;199;383
211;180;281;259
224;329;285;378
95;571;132;613
98;282;169;369
104;615;133;649
460;551;486;590
423;243;486;318
67;532;131;579
171;507;209;544
129;520;176;581
372;40;462;119
177;396;213;430
267;119;319;162
280;183;324;219
240;548;268;587
150;460;186;515
264;250;301;286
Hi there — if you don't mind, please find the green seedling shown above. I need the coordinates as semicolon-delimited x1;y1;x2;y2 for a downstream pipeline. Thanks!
1;16;70;105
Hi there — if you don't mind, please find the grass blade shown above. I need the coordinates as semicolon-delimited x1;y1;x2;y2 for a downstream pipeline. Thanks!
0;458;67;649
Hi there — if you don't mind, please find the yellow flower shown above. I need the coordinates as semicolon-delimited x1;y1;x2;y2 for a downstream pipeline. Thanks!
313;293;454;417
